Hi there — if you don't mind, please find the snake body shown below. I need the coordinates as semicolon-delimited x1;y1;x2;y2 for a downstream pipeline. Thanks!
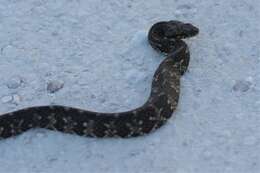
0;21;199;139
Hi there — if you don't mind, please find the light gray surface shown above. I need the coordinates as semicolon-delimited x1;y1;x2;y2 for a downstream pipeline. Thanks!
0;0;259;172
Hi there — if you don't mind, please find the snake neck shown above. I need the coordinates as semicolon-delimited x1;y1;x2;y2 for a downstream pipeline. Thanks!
145;56;181;112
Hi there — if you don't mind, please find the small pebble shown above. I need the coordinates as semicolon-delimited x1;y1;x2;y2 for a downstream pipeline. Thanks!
6;77;23;89
47;80;64;93
232;80;252;92
1;95;13;103
12;94;21;104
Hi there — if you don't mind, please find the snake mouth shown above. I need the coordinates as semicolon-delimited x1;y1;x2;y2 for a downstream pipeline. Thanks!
148;20;199;54
164;21;199;39
182;23;199;37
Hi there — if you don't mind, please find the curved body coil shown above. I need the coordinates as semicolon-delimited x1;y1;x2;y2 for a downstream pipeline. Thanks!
0;21;199;139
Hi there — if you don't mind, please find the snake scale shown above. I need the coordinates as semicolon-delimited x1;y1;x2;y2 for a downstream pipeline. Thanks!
0;21;199;139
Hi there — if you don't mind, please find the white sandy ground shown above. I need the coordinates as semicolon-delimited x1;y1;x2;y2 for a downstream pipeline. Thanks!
0;0;259;172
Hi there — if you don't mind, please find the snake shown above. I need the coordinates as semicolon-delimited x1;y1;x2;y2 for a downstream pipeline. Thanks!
0;21;199;139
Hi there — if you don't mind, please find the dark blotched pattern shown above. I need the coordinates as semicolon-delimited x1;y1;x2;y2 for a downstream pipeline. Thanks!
0;21;199;139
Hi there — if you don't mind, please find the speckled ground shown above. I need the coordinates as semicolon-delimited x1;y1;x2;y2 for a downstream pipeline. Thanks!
0;0;259;172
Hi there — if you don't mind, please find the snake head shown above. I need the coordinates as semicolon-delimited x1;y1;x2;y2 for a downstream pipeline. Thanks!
164;20;199;39
148;20;199;54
